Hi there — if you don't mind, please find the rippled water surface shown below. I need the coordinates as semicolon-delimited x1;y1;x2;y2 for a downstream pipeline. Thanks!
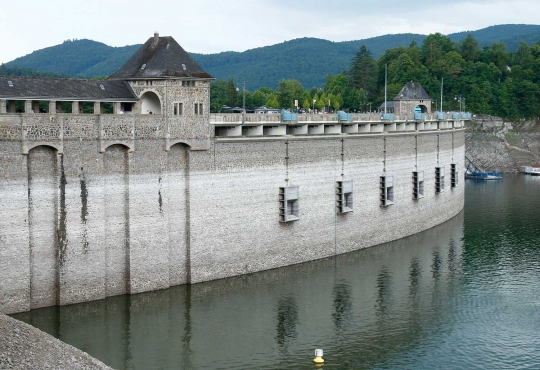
13;175;540;369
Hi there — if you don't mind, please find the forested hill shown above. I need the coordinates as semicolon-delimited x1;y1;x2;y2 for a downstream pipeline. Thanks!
3;24;540;89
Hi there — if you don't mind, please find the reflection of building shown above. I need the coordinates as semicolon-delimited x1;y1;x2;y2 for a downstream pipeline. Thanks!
379;81;432;114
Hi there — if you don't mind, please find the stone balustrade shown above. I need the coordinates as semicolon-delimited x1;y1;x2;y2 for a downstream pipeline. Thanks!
213;113;467;138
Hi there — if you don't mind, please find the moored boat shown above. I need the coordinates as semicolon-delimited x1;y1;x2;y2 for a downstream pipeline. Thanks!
465;171;503;180
522;164;540;176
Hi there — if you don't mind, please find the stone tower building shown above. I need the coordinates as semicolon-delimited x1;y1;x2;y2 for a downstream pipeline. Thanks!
392;81;432;114
109;32;213;117
379;81;432;114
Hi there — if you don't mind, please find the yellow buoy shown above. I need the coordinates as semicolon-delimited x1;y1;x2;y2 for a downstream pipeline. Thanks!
313;349;324;365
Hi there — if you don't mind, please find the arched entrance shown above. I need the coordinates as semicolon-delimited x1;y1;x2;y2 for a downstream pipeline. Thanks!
140;91;162;114
416;105;428;113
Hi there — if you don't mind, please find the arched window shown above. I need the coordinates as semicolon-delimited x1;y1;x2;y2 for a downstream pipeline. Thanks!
140;91;162;114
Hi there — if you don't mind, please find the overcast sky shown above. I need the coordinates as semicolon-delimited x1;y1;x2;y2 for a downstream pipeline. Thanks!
2;0;538;64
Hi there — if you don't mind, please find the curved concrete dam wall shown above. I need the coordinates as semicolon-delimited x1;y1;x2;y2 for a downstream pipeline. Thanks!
0;114;465;314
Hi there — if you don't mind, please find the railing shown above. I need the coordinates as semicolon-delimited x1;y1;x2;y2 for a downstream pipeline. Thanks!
414;112;425;120
381;113;394;121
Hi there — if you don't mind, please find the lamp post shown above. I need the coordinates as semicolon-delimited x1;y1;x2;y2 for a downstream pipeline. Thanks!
312;99;316;112
454;94;465;112
236;82;246;124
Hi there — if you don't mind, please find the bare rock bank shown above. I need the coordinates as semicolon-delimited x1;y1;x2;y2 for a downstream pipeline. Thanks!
466;115;540;172
0;314;111;370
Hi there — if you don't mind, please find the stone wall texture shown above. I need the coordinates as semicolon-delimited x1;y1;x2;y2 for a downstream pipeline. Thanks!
0;113;465;314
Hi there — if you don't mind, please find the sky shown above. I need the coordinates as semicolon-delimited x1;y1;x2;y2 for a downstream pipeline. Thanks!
1;0;539;64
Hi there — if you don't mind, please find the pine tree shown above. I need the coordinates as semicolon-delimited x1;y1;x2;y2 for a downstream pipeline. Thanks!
350;45;377;100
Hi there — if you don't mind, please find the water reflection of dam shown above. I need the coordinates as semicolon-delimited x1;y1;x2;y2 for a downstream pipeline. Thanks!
14;212;464;370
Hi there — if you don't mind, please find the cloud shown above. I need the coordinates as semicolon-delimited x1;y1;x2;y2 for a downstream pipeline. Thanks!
1;0;540;64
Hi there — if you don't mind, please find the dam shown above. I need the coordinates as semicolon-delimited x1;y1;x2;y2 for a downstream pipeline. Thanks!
0;34;466;315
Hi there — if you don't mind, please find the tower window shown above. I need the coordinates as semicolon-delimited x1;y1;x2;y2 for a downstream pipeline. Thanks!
174;102;183;115
194;103;203;115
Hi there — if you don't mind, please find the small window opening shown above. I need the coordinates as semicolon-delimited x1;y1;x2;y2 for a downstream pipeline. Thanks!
413;171;424;199
99;84;105;90
451;164;459;188
380;175;394;207
194;103;203;115
436;167;445;193
337;180;353;214
8;81;13;87
279;186;299;222
141;64;146;70
123;102;133;112
174;102;183;115
182;64;186;71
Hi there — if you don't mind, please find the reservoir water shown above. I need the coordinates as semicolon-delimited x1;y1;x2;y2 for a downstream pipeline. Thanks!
12;175;540;369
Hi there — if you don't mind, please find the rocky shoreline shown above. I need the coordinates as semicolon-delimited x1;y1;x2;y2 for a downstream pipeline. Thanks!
0;314;111;370
466;116;540;173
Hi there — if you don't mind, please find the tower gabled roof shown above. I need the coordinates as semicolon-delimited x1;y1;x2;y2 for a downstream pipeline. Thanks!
109;34;213;80
394;81;431;101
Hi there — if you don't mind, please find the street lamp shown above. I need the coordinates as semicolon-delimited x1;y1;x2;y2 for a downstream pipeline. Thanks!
236;82;246;124
312;99;316;112
454;94;466;112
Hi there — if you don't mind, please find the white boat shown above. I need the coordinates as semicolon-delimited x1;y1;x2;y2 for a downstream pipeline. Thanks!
523;164;540;176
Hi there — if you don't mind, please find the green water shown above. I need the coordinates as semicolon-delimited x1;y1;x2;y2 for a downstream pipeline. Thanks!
13;174;540;369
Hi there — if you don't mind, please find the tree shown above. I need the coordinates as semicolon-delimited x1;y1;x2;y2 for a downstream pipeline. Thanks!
266;95;280;108
210;80;230;112
226;79;238;107
350;45;377;99
324;73;350;97
421;33;454;75
276;79;305;109
481;42;510;73
459;34;481;62
252;88;273;107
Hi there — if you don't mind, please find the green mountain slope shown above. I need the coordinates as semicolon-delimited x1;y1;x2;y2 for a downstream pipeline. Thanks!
4;24;540;89
448;24;540;45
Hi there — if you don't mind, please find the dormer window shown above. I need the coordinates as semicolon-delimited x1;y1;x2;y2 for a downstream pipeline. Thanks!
182;64;186;71
8;81;13;87
141;64;146;70
100;84;105;90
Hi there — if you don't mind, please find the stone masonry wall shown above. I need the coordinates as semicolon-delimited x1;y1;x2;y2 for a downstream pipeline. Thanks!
0;113;464;314
189;132;464;283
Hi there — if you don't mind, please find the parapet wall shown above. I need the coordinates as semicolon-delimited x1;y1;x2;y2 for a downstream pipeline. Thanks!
0;113;465;314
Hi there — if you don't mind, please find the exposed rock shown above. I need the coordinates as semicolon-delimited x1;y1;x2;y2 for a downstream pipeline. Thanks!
466;117;540;172
0;314;111;370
